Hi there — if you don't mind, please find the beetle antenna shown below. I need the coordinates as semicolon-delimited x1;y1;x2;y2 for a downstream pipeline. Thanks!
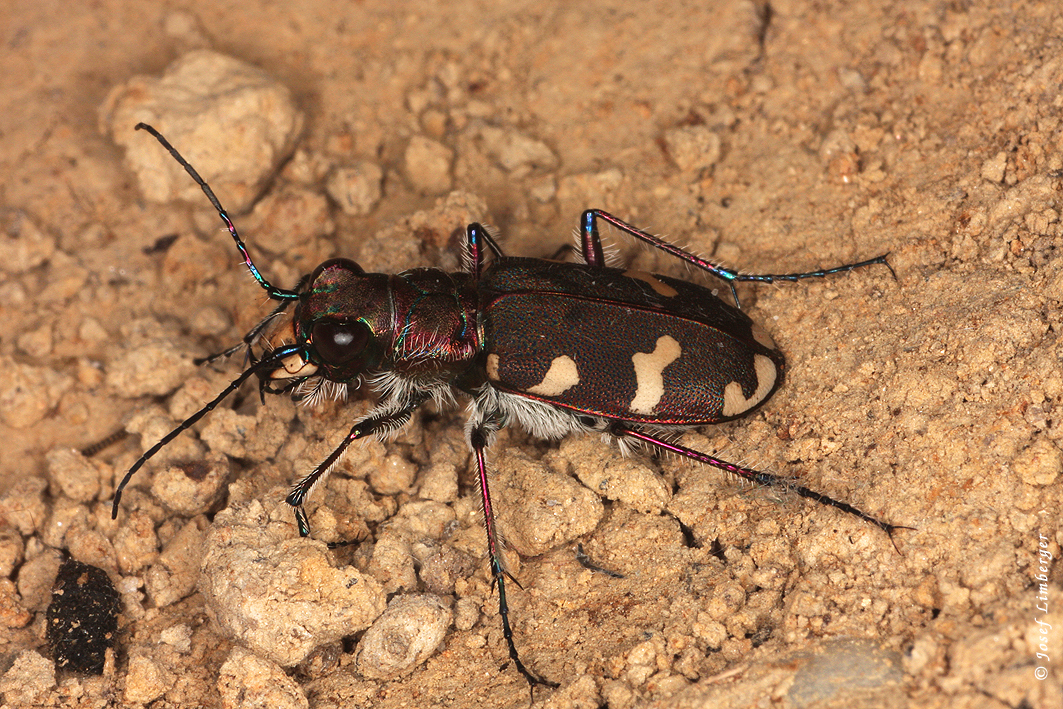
134;123;300;302
111;344;302;518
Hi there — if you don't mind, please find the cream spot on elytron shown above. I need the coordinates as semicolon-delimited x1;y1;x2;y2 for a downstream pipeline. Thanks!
486;353;501;381
623;270;679;297
750;321;775;349
721;354;777;417
526;355;580;396
629;335;682;414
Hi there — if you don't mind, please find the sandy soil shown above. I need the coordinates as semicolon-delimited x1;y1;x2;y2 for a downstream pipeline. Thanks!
1;1;1061;707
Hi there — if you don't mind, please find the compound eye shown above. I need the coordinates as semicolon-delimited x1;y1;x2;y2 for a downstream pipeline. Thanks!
311;320;369;365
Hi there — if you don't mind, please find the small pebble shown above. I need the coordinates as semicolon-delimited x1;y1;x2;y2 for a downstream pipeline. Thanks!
404;136;453;194
124;651;175;704
663;125;722;172
326;162;383;215
218;647;309;709
354;595;453;679
0;650;56;706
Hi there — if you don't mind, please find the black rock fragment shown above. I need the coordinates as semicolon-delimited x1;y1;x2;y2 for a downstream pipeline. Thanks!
46;559;120;674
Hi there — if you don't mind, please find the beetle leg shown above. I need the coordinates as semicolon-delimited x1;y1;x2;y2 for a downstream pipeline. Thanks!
579;209;893;308
465;223;505;279
579;208;741;305
468;422;559;689
286;394;428;537
580;208;726;273
612;424;910;548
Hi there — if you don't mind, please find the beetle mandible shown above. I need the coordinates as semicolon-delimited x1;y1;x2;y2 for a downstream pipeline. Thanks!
114;123;903;687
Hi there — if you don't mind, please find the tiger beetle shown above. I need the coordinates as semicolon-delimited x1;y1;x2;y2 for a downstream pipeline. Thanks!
114;122;905;688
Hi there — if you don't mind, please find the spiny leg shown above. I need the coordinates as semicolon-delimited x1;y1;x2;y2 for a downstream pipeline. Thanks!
469;424;558;689
466;223;505;279
286;394;429;537
580;209;894;308
613;424;911;550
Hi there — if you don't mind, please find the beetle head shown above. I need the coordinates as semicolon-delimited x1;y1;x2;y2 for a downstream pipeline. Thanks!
269;258;391;384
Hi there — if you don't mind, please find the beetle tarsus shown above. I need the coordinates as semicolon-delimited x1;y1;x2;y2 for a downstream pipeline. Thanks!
614;424;909;549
